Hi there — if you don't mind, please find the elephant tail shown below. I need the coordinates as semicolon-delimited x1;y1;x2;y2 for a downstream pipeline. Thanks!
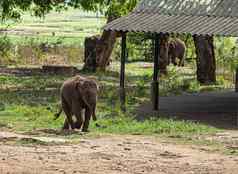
54;107;62;120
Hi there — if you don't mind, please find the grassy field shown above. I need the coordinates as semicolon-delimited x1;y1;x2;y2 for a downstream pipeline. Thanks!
0;62;221;138
0;8;106;46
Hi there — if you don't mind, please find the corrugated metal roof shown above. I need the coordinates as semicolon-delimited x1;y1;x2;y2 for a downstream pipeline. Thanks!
104;0;238;36
136;0;238;17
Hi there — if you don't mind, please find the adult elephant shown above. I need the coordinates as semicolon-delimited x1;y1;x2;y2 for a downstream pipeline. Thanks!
168;38;186;66
55;75;99;132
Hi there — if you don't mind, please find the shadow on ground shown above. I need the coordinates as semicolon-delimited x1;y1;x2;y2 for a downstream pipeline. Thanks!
135;91;238;129
23;128;85;136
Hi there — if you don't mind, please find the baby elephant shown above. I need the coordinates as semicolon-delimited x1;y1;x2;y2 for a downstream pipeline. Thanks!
55;75;99;132
168;38;186;66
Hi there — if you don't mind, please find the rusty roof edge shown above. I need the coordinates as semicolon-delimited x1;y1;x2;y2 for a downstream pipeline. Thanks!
131;10;238;19
103;12;238;31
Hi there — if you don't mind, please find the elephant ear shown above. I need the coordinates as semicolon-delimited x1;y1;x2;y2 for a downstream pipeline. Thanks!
89;79;99;92
75;80;85;94
75;80;93;111
87;77;99;90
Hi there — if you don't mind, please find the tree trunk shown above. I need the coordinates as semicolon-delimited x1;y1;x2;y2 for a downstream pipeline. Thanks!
83;36;98;72
193;35;216;84
158;34;169;75
83;15;118;71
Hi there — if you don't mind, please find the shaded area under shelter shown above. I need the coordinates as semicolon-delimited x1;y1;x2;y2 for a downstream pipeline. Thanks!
136;91;238;129
104;0;238;117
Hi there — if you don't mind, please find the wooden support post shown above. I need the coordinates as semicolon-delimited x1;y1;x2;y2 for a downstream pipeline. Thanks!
236;67;238;92
236;104;238;126
235;67;238;126
152;33;160;111
120;32;127;111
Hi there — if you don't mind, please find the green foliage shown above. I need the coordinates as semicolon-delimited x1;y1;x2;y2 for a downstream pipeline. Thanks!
106;0;138;17
0;0;139;21
0;34;12;58
162;68;183;94
215;37;238;71
112;32;154;62
185;80;200;92
1;0;69;20
160;67;200;95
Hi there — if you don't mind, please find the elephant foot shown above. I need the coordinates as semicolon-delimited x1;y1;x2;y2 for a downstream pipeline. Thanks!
82;128;89;132
74;122;82;129
62;124;69;130
62;124;75;130
62;128;70;133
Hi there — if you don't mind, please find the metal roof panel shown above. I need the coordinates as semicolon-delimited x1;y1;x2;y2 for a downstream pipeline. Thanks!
104;13;238;36
104;0;238;36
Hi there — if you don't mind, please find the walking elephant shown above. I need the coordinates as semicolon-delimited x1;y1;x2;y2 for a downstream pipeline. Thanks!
168;38;186;66
54;75;99;132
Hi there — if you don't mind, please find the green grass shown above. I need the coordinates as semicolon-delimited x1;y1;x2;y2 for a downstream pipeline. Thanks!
4;35;85;47
92;116;217;135
0;8;106;47
0;105;63;132
0;105;217;136
0;63;220;137
0;74;67;90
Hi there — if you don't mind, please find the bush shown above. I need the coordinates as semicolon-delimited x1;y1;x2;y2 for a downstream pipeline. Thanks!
0;34;12;60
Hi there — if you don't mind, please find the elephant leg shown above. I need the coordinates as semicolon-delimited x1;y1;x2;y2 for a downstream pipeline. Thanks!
167;56;171;65
63;118;69;130
74;111;83;129
62;101;74;130
179;57;185;67
64;113;75;130
72;101;83;130
82;108;91;132
92;104;97;121
171;56;177;66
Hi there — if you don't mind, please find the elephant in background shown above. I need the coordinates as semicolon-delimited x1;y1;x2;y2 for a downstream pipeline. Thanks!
168;38;186;66
54;75;99;132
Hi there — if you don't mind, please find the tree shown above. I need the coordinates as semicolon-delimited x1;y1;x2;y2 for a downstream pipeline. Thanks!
193;35;216;84
0;1;105;20
158;34;169;75
83;0;138;71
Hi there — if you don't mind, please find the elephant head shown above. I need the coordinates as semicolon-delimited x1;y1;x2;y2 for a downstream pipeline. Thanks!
168;39;186;66
74;77;98;121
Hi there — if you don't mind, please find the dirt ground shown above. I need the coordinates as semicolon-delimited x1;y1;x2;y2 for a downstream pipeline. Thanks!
1;132;238;174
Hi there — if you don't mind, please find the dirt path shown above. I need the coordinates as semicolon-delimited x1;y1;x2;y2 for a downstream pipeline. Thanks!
0;132;238;174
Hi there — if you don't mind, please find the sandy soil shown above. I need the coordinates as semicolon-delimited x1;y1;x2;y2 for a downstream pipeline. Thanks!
0;132;238;174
